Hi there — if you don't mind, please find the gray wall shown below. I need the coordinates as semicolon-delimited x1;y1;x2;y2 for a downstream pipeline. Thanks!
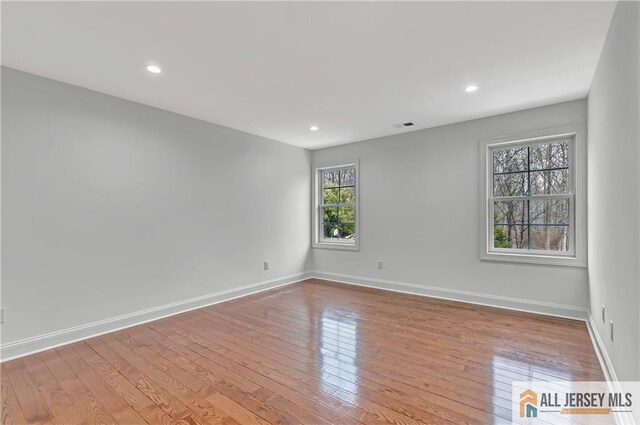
587;1;640;381
1;67;311;346
312;100;589;314
6;27;638;373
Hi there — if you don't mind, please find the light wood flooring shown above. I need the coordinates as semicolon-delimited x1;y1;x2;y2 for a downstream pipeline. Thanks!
1;278;604;424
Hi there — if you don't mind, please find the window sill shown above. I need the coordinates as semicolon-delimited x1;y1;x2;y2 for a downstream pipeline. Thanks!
480;251;586;267
312;242;359;252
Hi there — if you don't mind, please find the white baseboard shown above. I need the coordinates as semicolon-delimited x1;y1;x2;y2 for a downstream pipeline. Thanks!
0;271;311;362
585;316;634;425
586;313;618;382
311;271;588;321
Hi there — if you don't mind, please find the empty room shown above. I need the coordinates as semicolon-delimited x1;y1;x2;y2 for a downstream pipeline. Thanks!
1;1;639;424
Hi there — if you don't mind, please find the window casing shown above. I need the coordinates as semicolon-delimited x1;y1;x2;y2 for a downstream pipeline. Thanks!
480;128;586;267
313;162;359;250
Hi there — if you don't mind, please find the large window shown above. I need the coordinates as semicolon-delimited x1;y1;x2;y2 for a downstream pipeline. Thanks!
313;163;359;250
481;130;585;266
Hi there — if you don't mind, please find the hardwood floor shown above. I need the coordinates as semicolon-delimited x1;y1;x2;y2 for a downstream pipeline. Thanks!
2;278;604;424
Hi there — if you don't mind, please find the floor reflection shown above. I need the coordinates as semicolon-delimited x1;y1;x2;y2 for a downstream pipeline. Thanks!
318;309;359;405
491;355;594;425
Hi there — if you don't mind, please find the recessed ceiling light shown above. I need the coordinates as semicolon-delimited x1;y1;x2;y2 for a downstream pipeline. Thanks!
146;65;162;74
465;85;478;93
310;125;319;131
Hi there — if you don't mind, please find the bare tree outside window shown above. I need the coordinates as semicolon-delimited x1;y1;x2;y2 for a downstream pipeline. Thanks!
491;136;573;253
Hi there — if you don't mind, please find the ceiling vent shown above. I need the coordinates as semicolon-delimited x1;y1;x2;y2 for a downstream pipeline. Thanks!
392;122;415;128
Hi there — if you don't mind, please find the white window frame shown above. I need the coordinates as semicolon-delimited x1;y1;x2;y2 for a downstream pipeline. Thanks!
312;160;360;251
479;125;587;267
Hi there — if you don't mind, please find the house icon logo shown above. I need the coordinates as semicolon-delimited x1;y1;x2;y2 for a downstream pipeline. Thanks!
520;389;538;418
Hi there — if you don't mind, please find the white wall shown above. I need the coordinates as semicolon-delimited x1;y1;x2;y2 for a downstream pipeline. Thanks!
587;1;640;381
1;68;311;357
312;100;589;318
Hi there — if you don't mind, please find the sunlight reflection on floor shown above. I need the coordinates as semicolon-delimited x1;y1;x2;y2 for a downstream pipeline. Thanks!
319;309;359;405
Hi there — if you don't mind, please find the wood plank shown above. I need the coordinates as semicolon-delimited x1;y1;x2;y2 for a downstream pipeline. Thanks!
54;345;150;424
84;337;202;424
209;294;601;383
3;279;605;424
147;319;408;425
71;342;179;425
137;323;330;425
166;311;494;425
140;323;358;425
39;350;117;424
231;286;603;376
257;282;602;371
1;364;29;425
21;355;86;425
188;306;516;420
103;331;240;424
3;360;55;425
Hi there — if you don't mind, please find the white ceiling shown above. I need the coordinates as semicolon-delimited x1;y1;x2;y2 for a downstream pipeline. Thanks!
2;1;615;149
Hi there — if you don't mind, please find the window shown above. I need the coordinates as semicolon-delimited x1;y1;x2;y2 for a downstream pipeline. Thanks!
313;162;359;250
480;128;586;266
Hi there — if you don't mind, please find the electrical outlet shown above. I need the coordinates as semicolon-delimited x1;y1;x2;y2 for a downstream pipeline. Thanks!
602;305;606;323
610;320;614;342
264;261;270;271
377;260;383;270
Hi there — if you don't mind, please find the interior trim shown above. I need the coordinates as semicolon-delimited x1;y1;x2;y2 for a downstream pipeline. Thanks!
586;313;618;382
311;271;588;321
0;271;311;362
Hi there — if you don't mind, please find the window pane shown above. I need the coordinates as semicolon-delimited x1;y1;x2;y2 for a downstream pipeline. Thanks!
338;206;356;225
320;205;356;243
321;224;356;243
494;224;529;249
322;207;338;224
493;173;528;196
338;222;356;239
323;188;339;205
494;199;569;226
530;198;569;225
493;199;570;251
340;168;356;187
323;170;339;189
339;187;356;204
530;141;569;171
529;226;570;251
529;169;569;195
318;165;357;246
493;147;528;173
322;224;338;239
493;200;527;225
488;136;574;256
